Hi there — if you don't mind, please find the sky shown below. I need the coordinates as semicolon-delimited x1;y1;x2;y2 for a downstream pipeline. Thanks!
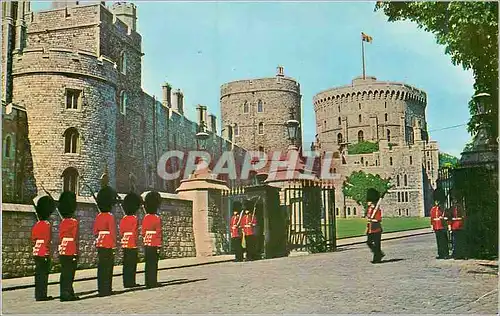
32;1;475;158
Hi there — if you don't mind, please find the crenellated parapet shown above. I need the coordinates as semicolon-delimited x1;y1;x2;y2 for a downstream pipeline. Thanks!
220;76;300;99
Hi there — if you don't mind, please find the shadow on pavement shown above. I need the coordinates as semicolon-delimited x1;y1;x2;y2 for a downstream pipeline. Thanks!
72;278;207;301
376;258;405;264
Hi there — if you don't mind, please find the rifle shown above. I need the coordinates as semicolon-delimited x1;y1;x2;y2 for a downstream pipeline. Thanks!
39;184;63;220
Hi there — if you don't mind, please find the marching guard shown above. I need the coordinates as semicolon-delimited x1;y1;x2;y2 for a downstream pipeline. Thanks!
365;188;385;263
93;186;118;296
230;202;243;262
58;191;80;301
120;192;142;287
142;191;162;288
430;189;449;259
241;200;257;261
450;194;467;259
31;195;56;301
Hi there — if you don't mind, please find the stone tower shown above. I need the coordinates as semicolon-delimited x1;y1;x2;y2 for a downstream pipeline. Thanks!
109;2;137;32
220;66;302;152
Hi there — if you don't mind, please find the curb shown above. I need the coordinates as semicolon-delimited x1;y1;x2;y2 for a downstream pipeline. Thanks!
336;230;433;248
2;258;235;292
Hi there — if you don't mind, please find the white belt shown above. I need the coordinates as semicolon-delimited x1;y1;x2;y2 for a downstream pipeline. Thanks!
99;231;110;235
452;218;463;220
123;232;133;236
62;238;74;242
146;231;156;234
432;218;443;221
36;239;45;243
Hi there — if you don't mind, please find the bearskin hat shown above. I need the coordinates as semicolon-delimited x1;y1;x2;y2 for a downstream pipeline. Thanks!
366;188;380;204
123;192;143;216
144;191;162;214
34;195;56;220
59;191;77;218
232;201;242;213
96;186;118;213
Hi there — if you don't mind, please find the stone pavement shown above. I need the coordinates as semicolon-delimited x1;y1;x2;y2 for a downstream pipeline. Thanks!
3;232;498;314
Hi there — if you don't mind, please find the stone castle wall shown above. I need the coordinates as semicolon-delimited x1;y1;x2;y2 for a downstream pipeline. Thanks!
220;72;302;152
2;194;195;279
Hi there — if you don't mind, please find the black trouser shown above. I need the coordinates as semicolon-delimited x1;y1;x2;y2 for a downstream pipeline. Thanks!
245;235;256;260
144;246;159;287
97;248;114;295
366;232;383;261
34;256;50;300
231;237;243;261
122;248;138;287
452;229;467;259
59;255;77;299
434;229;449;258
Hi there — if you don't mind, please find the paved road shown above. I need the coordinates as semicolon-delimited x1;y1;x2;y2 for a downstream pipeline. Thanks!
3;234;498;314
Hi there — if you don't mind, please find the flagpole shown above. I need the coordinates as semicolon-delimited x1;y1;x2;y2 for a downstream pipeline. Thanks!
361;35;366;80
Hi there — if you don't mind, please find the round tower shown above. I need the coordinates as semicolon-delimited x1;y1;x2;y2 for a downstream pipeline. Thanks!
11;49;119;195
313;75;427;153
220;66;302;152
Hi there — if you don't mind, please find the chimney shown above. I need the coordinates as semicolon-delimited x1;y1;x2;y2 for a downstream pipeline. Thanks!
161;83;171;107
196;105;207;126
413;119;422;142
209;114;217;133
172;89;184;115
276;65;284;77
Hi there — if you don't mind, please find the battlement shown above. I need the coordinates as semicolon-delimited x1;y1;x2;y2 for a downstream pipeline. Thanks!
13;49;118;85
220;76;300;98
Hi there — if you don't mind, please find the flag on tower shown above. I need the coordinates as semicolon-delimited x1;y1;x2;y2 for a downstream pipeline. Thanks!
361;32;373;43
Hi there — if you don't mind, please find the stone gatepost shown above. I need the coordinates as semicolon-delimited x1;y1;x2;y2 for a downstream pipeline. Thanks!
176;169;229;257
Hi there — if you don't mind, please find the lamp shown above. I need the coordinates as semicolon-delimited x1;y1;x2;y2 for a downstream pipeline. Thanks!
196;121;209;151
472;92;490;117
285;108;300;147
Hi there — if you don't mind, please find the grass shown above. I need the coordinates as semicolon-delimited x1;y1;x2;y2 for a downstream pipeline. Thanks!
335;217;430;239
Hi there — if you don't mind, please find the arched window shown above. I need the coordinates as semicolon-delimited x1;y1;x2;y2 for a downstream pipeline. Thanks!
375;160;378;166
353;207;357;215
337;133;343;144
257;100;263;113
385;113;388;121
4;135;12;158
324;120;327;128
258;146;265;153
358;130;364;142
409;156;413;165
384;101;387;108
405;192;409;202
390;157;393;166
366;161;368;166
338;117;341;125
358;103;361;110
406;209;409;216
404;174;408;186
398;192;401;202
63;128;79;154
361;157;364;164
347;207;351;216
62;167;79;194
398;209;401;216
358;114;362;123
120;91;127;115
258;122;264;134
119;51;127;75
243;101;249;113
333;168;337;174
387;129;391;142
234;123;239;136
337;106;340;112
228;126;233;141
397;175;400;186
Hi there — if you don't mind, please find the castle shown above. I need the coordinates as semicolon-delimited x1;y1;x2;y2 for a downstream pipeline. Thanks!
2;1;439;217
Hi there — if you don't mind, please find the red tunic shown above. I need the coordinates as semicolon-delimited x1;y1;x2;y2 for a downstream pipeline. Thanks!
430;206;446;231
31;221;51;257
450;206;465;231
366;206;383;234
59;218;78;256
142;214;162;247
120;215;138;249
241;214;257;236
93;212;116;249
230;215;241;238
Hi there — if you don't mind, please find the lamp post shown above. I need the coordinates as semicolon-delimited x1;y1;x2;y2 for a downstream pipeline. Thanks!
285;108;300;152
194;121;210;177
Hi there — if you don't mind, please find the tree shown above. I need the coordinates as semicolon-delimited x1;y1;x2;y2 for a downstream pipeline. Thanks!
439;152;459;168
342;171;393;210
375;2;498;140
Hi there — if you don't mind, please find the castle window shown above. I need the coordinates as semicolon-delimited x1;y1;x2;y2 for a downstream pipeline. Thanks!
404;174;408;186
336;208;339;216
390;157;393;166
347;207;351;216
258;122;264;135
361;157;364;164
119;51;127;75
385;101;387;108
258;146;265;153
387;129;391;142
338;117;341;125
234;123;239;136
366;161;368;166
397;175;400;186
405;192;409;202
338;106;340;112
358;114;362;123
120;91;127;115
358;103;361;110
337;133;343;144
398;192;401;202
243;101;249;113
4;135;12;158
62;167;79;194
375;160;378;166
63;128;79;154
353;207;357;216
385;113;388;121
66;89;81;110
409;156;413;165
228;126;233;141
333;168;337;174
428;161;431;170
358;130;364;142
257;100;263;113
398;209;401;216
406;209;409;216
324;120;327;129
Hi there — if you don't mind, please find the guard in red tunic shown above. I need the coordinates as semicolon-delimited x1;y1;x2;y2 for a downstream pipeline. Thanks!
93;186;118;297
430;189;449;259
58;191;80;301
450;194;467;259
142;191;162;288
240;200;257;261
120;192;142;288
230;201;243;262
365;188;385;263
31;195;56;301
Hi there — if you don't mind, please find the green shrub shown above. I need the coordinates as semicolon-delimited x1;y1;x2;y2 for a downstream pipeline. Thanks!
348;141;379;155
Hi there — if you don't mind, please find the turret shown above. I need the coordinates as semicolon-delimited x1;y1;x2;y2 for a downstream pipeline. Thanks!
110;2;137;32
